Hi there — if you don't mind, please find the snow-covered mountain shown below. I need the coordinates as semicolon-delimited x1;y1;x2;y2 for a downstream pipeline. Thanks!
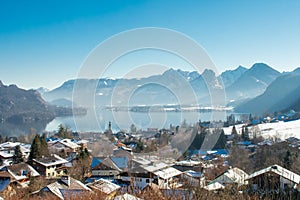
220;66;247;88
225;63;281;101
43;68;223;107
42;63;300;113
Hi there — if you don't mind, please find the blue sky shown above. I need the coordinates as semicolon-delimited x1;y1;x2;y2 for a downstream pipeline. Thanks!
0;0;300;89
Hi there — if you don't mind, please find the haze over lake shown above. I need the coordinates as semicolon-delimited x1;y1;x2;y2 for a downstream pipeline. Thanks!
46;109;230;132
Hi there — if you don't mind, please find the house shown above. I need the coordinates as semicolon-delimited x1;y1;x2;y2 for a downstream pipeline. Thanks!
0;151;13;166
210;167;248;186
0;162;40;187
173;160;202;172
120;162;182;190
0;163;40;197
285;137;300;148
0;142;31;164
119;165;154;190
49;139;80;156
182;170;205;187
129;157;151;169
152;166;183;189
113;147;133;159
30;154;69;178
91;157;122;178
247;164;300;192
87;179;120;199
0;171;15;195
36;176;91;199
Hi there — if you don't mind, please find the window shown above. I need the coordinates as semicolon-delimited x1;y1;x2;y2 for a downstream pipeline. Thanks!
146;179;150;183
52;172;55;176
48;173;50;176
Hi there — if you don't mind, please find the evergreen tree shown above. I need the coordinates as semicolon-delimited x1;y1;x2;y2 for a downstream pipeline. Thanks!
244;127;250;141
232;125;238;142
78;147;90;160
241;127;245;141
40;133;50;157
175;126;179;134
231;126;238;136
130;124;137;133
57;124;73;139
241;126;250;141
13;145;23;164
28;135;41;160
284;150;291;169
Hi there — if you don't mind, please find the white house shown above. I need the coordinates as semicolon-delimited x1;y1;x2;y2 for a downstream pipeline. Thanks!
211;167;248;186
247;164;300;192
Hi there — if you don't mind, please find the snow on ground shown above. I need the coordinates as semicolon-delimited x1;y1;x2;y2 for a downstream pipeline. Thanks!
223;119;300;140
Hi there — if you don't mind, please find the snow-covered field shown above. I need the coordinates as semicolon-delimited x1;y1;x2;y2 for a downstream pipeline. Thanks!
223;119;300;140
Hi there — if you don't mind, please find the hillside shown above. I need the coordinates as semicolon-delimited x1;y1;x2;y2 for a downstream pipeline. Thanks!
235;74;300;115
0;81;55;123
226;63;281;101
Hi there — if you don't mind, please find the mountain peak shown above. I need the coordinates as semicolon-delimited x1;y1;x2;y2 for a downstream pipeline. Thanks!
292;67;300;75
0;80;3;87
236;65;247;71
247;63;281;77
202;69;216;77
250;63;276;72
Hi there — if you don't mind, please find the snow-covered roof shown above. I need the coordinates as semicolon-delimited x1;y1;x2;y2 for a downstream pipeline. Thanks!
175;160;201;166
0;142;21;149
7;163;40;181
58;139;80;149
132;157;151;166
76;139;89;145
33;154;68;167
87;179;120;194
184;170;203;178
114;193;142;200
154;167;182;180
0;151;13;159
44;176;91;200
247;164;300;184
143;162;169;172
204;182;225;191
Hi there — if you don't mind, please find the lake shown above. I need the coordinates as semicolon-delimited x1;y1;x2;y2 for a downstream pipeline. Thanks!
46;108;230;132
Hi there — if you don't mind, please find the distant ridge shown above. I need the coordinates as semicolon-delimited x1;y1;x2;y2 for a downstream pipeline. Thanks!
40;63;300;115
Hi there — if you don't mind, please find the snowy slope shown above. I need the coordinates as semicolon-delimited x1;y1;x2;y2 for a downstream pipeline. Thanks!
223;119;300;140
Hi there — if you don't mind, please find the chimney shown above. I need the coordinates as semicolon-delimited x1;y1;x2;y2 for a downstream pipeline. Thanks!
61;176;70;187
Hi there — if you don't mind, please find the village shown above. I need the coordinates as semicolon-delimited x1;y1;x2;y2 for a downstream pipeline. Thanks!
0;113;300;200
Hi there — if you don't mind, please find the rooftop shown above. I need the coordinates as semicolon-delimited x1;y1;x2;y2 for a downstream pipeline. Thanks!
33;154;68;167
247;164;300;184
87;179;120;194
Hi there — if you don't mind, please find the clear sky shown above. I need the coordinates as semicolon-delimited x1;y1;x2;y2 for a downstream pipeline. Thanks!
0;0;300;89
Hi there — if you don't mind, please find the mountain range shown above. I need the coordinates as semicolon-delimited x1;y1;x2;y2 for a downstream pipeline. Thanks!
1;62;300;133
42;63;292;113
